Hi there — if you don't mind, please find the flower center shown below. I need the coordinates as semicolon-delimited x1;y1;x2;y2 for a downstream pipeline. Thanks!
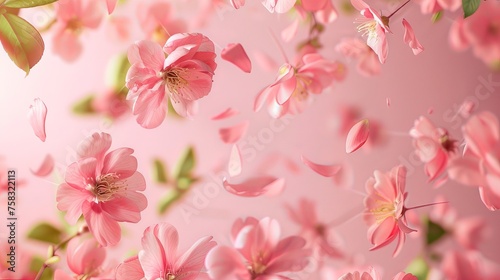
67;18;83;34
439;133;457;153
249;252;268;278
89;173;125;202
369;195;400;223
293;74;311;101
357;20;378;37
160;68;189;102
488;22;500;36
166;273;176;280
315;223;326;236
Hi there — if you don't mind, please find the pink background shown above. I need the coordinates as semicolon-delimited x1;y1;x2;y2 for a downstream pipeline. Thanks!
0;0;499;278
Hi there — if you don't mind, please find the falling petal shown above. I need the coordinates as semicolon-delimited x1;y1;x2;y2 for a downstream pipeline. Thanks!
228;144;242;177
346;119;370;153
31;154;55;177
386;98;391;107
230;0;246;9
211;108;240;120
28;98;48;142
221;43;252;73
301;155;341;177
459;100;475;118
402;19;424;55
223;176;285;197
281;19;299;42
219;121;249;144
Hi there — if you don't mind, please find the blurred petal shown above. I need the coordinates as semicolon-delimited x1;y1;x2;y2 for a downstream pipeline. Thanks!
211;108;240;120
223;176;285;197
31;154;54;177
231;0;246;9
106;0;118;14
301;155;341;177
219;121;249;144
221;43;252;73
281;19;299;42
28;98;48;142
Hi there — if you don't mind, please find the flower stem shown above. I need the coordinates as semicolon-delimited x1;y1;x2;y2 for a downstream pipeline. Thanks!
268;29;289;64
387;0;412;19
405;201;448;211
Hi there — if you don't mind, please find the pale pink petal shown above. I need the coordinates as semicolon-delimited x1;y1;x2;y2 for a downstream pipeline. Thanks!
28;98;48;142
170;98;198;119
128;40;165;70
315;0;338;24
205;246;249;279
155;223;179;268
54;270;74;280
414;136;439;162
350;0;370;11
133;90;168;129
281;19;300;42
402;19;424;55
301;155;341;177
52;26;83;62
101;196;144;223
392;272;418;280
77;132;112;160
455;217;486;250
211;108;240;120
67;237;105;274
448;157;487;187
83;201;121;247
369;216;396;245
386;98;391;107
228;144;243;177
266;236;308;273
56;183;89;225
139;225;167;279
231;0;246;9
176;236;217;273
262;0;297;13
449;18;469;51
223;176;285;197
102;147;137;178
346;119;370;153
263;178;286;196
219;121;249;144
116;256;145;280
106;0;118;14
31;154;54;177
221;43;252;73
459;100;476;118
302;0;328;11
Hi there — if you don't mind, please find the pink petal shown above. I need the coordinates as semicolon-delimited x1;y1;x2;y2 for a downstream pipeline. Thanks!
139;225;167;279
102;147;137;178
31;154;54;177
54;270;74;280
402;19;424;55
205;246;249;279
83;201;121;247
263;177;286;196
106;0;118;14
350;0;370;12
77;132;112;160
386;98;391;107
221;43;252;73
458;100;475;118
219;121;249;144
56;183;89;225
253;51;279;72
230;0;246;8
211;108;240;120
448;157;487;187
346;119;370;153
223;176;285;197
116;256;145;280
301;155;341;177
262;0;296;13
392;272;417;280
101;196;144;223
52;25;83;62
176;236;217;273
28;98;48;142
281;19;299;42
228;144;243;177
302;0;328;11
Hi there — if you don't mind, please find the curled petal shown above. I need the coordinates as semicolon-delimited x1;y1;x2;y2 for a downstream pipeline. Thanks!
402;19;424;55
221;43;252;73
28;98;48;142
346;119;370;153
211;108;240;120
223;176;285;197
219;121;249;144
301;155;341;177
228;144;242;177
31;154;55;177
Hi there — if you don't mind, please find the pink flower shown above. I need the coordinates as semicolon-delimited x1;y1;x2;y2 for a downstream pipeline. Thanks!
364;165;416;257
137;1;187;45
54;236;113;279
56;132;147;246
336;38;381;77
126;34;217;128
255;52;344;118
351;0;391;63
402;19;424;55
205;217;311;279
410;116;458;182
442;250;500;280
286;199;344;259
448;111;500;210
116;223;216;279
339;267;417;280
52;0;104;61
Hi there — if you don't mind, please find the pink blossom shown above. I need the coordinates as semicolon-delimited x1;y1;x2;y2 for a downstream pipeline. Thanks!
137;1;187;45
56;132;147;246
126;34;217;128
52;0;104;61
364;165;416;257
295;0;338;24
255;52;344;118
336;38;381;77
402;19;424;55
92;89;130;119
351;0;391;63
448;111;500;210
442;250;500;280
286;198;344;259
54;236;112;279
410;116;458;182
205;217;311;279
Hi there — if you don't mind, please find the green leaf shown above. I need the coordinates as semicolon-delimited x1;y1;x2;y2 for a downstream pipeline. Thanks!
72;95;96;115
0;11;44;75
158;190;182;214
152;158;168;184
3;0;58;8
106;53;130;92
176;176;197;191
406;257;429;280
431;11;443;23
27;222;62;244
173;147;196;180
462;0;480;18
425;217;447;246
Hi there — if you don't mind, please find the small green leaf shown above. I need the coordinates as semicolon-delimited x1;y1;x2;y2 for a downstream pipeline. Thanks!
462;0;480;18
152;158;168;184
173;147;196;180
3;0;58;8
27;222;62;244
431;11;443;23
176;176;197;191
0;12;44;75
158;189;182;214
406;257;429;280
106;53;130;92
72;95;96;115
425;217;447;246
